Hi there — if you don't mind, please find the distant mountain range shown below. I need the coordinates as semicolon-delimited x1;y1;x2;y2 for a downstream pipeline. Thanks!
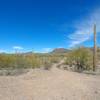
0;47;100;54
50;48;70;54
50;47;100;54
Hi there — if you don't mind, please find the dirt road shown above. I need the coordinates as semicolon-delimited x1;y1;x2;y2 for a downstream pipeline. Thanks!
0;64;100;100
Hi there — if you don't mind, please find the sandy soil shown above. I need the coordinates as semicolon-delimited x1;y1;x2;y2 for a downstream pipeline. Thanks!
0;64;100;100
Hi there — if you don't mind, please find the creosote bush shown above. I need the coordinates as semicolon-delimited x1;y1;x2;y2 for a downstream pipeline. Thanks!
0;54;40;69
65;47;93;72
0;53;64;70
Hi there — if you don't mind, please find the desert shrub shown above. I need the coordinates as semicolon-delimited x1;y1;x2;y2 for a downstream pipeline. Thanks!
66;47;93;72
13;55;31;69
25;55;42;68
43;61;52;70
97;48;100;61
49;56;59;63
0;54;15;69
0;53;66;70
0;54;41;69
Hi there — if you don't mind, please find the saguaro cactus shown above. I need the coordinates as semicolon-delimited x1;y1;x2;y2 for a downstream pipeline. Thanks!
93;24;97;71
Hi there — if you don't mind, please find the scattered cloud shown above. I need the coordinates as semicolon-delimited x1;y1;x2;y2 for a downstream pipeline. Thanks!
68;8;100;48
13;46;23;50
0;49;6;53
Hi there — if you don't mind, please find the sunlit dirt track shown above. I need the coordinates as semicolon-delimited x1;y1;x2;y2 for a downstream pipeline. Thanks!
0;64;100;100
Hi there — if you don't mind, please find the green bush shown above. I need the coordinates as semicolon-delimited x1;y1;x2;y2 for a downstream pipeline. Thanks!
0;53;66;70
66;47;93;71
0;54;41;69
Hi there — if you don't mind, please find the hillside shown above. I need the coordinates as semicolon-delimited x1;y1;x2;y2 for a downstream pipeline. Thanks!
51;48;69;54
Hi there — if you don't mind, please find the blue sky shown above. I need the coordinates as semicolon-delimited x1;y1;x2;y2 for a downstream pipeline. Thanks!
0;0;100;53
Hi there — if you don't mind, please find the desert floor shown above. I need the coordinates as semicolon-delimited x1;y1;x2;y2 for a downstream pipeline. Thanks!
0;64;100;100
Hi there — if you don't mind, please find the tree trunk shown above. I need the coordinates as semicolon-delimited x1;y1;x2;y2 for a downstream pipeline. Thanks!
93;24;97;71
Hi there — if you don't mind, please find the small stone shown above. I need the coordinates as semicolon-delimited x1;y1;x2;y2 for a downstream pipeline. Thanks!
94;91;98;94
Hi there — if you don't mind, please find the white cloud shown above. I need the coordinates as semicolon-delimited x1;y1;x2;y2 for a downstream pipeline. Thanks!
0;49;6;53
13;46;23;50
42;48;52;53
68;8;100;48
